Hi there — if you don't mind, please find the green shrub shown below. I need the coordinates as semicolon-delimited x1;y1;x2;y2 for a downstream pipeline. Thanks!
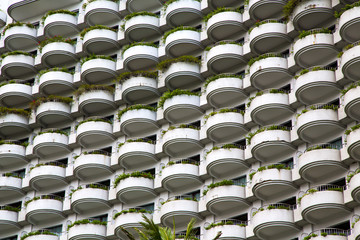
347;169;360;183
246;125;289;144
74;84;114;96
117;105;156;119
162;0;200;12
82;0;119;9
75;118;111;130
161;124;199;136
158;89;199;108
334;1;360;18
113;208;151;219
36;129;69;136
122;42;158;55
2;22;35;35
246;89;287;108
116;71;158;83
248;53;282;67
157;55;200;71
162;26;200;43
80;54;115;65
67;219;107;231
0;206;20;212
24;195;63;207
249;164;290;180
80;25;116;39
38;67;74;77
204;74;242;88
298;28;331;39
38;36;76;52
248;20;283;33
203;180;235;195
113;172;154;188
341;81;360;96
203;7;243;22
41;9;77;24
30;95;73;109
21;230;57;240
204;108;244;123
118;138;154;149
283;0;301;19
205;221;246;230
1;51;34;58
205;41;243;51
0;107;30;117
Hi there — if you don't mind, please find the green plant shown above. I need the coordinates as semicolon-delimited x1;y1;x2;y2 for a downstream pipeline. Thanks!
1;51;34;58
341;81;360;96
204;109;244;123
352;218;360;228
205;41;243;51
304;233;318;240
345;124;360;135
113;208;151;219
36;129;69;136
296;105;339;118
82;0;119;9
30;95;73;109
74;150;109;159
0;140;28;147
162;0;200;12
205;221;246;230
41;9;77;24
203;7;243;23
246;89;287;108
205;144;241;156
38;36;76;52
117;105;156;120
162;26;200;43
74;84;114;96
24;195;63;207
2;22;35;35
249;164;290;180
113;171;154;188
204;74;242;88
305;145;337;152
2;172;23;178
158;89;199;108
283;0;301;18
246;125;290;145
298;28;331;39
122;42;158;55
124;11;158;22
334;1;360;18
0;107;30;117
0;80;31;87
80;25;116;39
80;54;115;65
347;169;360;183
294;66;334;79
248;20;283;33
161;124;199;136
118;138;154;148
30;162;66;171
69;184;109;198
67;219;107;231
157;55;201;71
75;118;111;130
203;180;235;195
248;53;282;67
38;67;74;77
20;230;57;240
0;206;20;212
116;71;158;83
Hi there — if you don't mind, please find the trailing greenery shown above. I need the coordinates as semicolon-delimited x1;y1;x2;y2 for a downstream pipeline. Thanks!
296;105;339;118
80;54;115;65
353;218;360;228
248;20;283;33
298;187;343;203
157;55;201;71
347;169;360;183
203;7;243;23
2;22;35;35
0;80;31;87
38;67;74;77
161;197;198;205
67;219;107;231
205;221;246;230
338;41;360;58
74;84;114;96
36;129;69;136
124;11;158;21
205;41;243;51
75;118;111;130
113;172;154;188
305;145;338;152
41;9;77;24
38;36;76;52
248;53;282;67
20;230;57;240
82;0;119;9
295;66;334;79
0;107;30;117
0;140;28;147
304;232;347;240
162;26;200;43
246;125;289;144
283;0;301;18
0;206;20;212
204;109;244;122
246;89;287;108
69;184;109;198
334;1;360;18
113;208;151;219
341;81;360;96
298;28;332;39
204;74;242;88
203;180;236;195
116;71;158;83
118;138;154;148
29;162;66;171
117;105;156;119
1;51;34;58
158;89;199;108
122;42;158;55
249;164;291;180
24;195;63;207
30;95;73;109
162;0;200;12
74;150;109;159
80;25;117;39
206;144;241;156
2;172;23;178
252;204;291;216
161;124;199;136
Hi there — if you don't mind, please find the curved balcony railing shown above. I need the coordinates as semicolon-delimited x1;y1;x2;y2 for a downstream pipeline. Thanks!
74;151;113;180
83;0;121;26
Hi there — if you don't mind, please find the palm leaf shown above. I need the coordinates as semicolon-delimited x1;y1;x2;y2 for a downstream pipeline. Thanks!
118;226;136;240
184;218;197;240
212;231;222;240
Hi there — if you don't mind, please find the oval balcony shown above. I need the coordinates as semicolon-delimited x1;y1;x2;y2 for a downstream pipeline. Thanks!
71;185;110;214
296;106;344;143
341;44;360;81
165;0;202;27
343;83;360;121
161;160;202;191
249;127;296;162
206;42;245;73
292;0;334;30
43;12;79;37
35;99;73;127
3;23;37;51
206;10;244;42
82;27;119;54
346;127;360;161
114;210;152;239
118;140;158;169
74;151;112;180
298;145;346;183
205;75;247;108
121;74;160;104
252;204;299;239
68;222;106;240
119;107;158;136
0;174;24;202
249;21;291;54
124;14;161;42
348;170;360;203
78;87;116;115
22;231;59;240
206;146;248;178
205;110;247;142
25;195;65;225
0;11;5;27
249;55;292;90
0;143;27;170
115;175;156;203
123;43;158;71
162;93;203;123
354;220;360;240
0;111;30;138
76;119;115;148
205;220;246;240
303;229;348;240
295;68;339;105
29;162;67;191
0;207;20;232
249;0;287;20
208;0;238;9
84;0;121;26
164;28;202;57
162;127;203;157
126;0;162;12
251;166;297;200
205;183;248;215
248;91;293;126
41;41;78;67
33;131;71;158
162;61;202;90
1;53;36;79
0;82;33;108
299;185;349;224
294;31;337;68
339;6;360;43
160;197;202;228
38;69;74;95
81;57;117;84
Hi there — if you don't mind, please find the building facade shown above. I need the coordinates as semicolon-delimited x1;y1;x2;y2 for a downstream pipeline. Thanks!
0;0;360;239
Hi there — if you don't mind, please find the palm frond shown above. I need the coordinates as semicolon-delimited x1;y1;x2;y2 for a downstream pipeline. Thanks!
119;226;136;240
212;231;222;240
139;214;162;240
159;227;175;240
184;218;197;240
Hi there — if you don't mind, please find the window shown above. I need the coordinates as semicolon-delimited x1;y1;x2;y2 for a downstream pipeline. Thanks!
97;179;110;187
12;169;25;178
186;190;200;201
232;176;246;186
330;220;350;230
52;191;65;198
279;197;296;206
47;225;62;234
145;134;157;142
149;102;158;108
231;213;248;221
280;158;294;169
91;214;108;222
234;139;246;148
143;168;155;176
330;178;346;187
234;104;245;112
138;203;154;212
0;236;17;240
328;138;343;149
